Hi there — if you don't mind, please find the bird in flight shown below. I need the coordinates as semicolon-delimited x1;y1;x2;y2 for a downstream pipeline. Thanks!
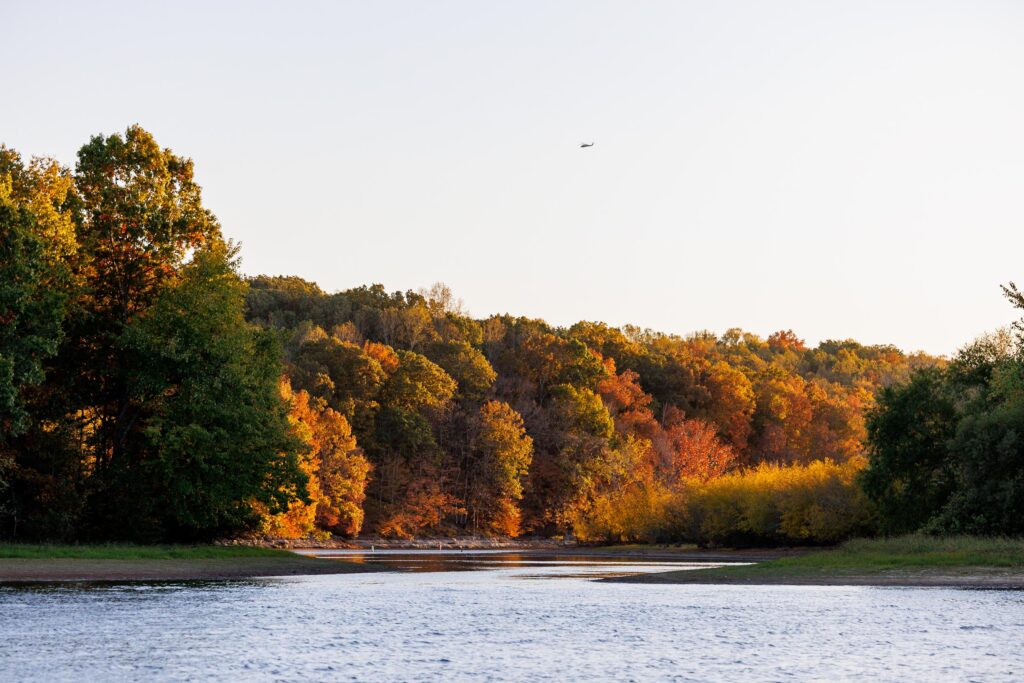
580;142;594;148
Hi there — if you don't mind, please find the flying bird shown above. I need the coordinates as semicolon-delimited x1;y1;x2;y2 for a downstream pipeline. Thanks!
580;142;594;148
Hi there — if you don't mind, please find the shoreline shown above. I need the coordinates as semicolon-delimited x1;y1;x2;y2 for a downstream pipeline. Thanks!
0;545;793;583
7;536;1022;588
604;566;1024;589
296;542;802;564
0;556;387;584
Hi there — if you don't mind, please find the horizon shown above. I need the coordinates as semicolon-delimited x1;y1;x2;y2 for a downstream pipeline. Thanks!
247;272;956;356
5;1;1023;356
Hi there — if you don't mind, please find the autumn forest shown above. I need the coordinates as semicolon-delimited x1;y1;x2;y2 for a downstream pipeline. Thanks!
3;126;1023;545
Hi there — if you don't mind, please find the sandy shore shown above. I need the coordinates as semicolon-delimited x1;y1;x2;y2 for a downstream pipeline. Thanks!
604;567;1024;589
0;556;387;583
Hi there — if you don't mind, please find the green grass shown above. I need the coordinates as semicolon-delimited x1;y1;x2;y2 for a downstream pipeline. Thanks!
699;535;1024;579
0;543;295;560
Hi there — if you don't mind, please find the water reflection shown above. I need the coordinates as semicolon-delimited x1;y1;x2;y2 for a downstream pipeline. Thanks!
294;548;739;579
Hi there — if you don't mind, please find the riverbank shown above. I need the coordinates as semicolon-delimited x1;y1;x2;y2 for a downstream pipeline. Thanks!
0;544;385;583
0;541;795;582
224;536;572;551
606;535;1024;588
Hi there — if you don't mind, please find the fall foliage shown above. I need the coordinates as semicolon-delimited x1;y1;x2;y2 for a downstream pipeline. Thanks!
7;126;993;547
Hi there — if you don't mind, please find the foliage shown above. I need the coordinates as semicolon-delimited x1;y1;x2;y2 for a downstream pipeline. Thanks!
0;127;953;544
107;243;306;540
468;401;534;535
860;369;957;534
862;289;1024;537
423;340;496;401
0;190;68;438
576;458;875;546
260;383;371;539
0;128;305;542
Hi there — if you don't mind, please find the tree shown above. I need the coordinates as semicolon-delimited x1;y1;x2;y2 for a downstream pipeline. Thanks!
423;340;496;401
750;373;813;464
289;337;387;418
861;368;957;534
937;389;1024;534
106;242;306;540
260;381;325;539
313;405;371;537
62;125;223;480
75;125;220;323
468;401;533;535
1002;282;1024;346
380;350;457;413
528;384;617;531
662;408;737;483
0;184;68;438
0;146;77;263
927;326;1024;534
264;383;371;538
767;329;806;352
701;361;755;453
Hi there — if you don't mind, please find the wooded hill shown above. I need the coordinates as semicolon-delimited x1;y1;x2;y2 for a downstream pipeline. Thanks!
244;276;939;540
10;125;996;546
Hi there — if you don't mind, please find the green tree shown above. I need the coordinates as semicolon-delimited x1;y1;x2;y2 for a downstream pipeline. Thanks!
0;185;68;438
289;337;387;418
380;350;457;413
106;243;306;540
64;125;223;477
423;340;496;401
861;368;957;534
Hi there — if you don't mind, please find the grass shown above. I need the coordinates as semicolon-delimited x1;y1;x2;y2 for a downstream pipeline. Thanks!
0;543;295;560
774;535;1024;570
693;534;1024;579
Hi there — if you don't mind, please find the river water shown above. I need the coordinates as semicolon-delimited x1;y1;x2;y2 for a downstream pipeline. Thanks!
2;550;1023;682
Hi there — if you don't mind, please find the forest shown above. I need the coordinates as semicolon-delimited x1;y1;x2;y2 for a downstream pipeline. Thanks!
2;125;1021;545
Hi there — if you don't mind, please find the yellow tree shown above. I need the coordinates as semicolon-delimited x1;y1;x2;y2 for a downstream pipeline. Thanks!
469;400;534;536
262;382;371;538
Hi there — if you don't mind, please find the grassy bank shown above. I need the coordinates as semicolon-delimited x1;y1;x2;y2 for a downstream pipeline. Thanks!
0;543;295;560
0;543;385;583
608;535;1024;587
752;535;1024;571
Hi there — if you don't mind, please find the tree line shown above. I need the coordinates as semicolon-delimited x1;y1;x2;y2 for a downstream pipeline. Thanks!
4;126;1015;544
242;274;942;542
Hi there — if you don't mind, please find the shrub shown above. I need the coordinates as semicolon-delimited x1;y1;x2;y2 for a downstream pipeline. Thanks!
574;458;876;546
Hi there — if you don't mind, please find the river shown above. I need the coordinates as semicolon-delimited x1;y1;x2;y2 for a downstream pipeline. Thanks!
2;550;1022;681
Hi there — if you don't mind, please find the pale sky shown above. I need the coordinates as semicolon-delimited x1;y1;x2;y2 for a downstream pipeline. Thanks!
4;1;1023;355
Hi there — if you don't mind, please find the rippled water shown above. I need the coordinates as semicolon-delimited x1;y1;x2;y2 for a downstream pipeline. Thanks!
2;552;1023;682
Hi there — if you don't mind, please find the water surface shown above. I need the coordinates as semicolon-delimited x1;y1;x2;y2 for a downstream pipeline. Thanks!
2;551;1022;682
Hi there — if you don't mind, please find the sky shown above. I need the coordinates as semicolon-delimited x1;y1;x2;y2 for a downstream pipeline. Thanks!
4;1;1023;355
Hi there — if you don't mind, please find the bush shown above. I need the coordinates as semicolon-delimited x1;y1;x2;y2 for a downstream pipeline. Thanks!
574;458;876;546
678;458;876;546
